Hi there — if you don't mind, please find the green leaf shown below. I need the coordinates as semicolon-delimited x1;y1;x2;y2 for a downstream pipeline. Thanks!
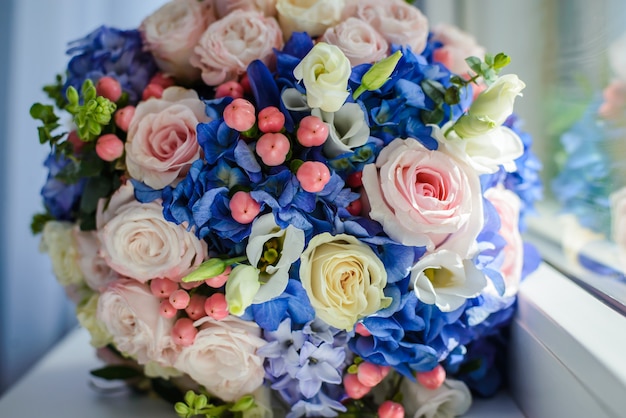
465;56;483;75
43;74;67;109
90;365;142;380
31;212;54;234
421;80;445;103
30;103;58;124
230;395;255;412
444;86;461;105
80;176;113;214
420;107;444;125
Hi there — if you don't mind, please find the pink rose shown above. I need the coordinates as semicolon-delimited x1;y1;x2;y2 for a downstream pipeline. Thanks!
125;87;209;189
362;137;483;257
213;0;277;18
320;18;388;66
97;183;207;283
174;316;266;402
431;23;487;77
344;0;429;54
140;0;216;83
485;187;524;297
73;229;119;291
191;10;283;86
97;279;178;367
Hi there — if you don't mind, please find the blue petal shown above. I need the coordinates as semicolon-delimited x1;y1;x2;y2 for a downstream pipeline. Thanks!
248;60;281;109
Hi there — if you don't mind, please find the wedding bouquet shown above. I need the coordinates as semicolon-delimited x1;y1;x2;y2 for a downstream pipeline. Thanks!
32;0;542;417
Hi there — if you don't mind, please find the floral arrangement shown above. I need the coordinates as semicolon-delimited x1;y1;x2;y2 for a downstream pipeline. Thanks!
32;0;542;417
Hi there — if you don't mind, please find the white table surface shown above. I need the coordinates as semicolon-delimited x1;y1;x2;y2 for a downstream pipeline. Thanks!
0;327;525;417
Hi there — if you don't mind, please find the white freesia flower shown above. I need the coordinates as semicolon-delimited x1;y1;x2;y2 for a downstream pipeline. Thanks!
276;0;345;40
443;123;524;174
401;378;472;418
40;221;84;287
246;213;305;303
453;74;525;139
411;250;487;312
312;103;370;157
281;88;310;112
293;42;351;113
225;264;261;316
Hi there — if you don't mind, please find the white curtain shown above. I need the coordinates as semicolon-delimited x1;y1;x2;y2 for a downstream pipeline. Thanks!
0;0;166;394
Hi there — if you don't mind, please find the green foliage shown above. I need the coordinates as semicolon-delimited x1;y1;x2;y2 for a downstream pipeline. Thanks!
29;102;66;149
30;212;54;234
65;79;117;142
465;52;511;85
43;74;67;109
174;390;256;418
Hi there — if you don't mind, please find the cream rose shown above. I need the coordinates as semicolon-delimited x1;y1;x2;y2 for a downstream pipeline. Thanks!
97;182;207;283
276;0;345;40
411;250;487;312
125;87;208;190
453;74;526;139
140;0;216;83
401;378;472;418
485;187;524;297
214;0;277;18
320;17;388;66
174;316;266;402
73;229;119;291
191;10;283;86
362;136;483;257
431;23;487;76
345;0;429;54
76;292;113;348
40;221;84;287
293;42;351;113
97;279;178;367
299;233;390;331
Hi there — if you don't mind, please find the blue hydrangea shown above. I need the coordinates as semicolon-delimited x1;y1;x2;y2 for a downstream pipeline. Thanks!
64;26;157;104
41;151;86;221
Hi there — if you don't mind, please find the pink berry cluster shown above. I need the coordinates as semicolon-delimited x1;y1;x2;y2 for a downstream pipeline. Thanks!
220;82;333;194
89;73;175;162
149;266;231;347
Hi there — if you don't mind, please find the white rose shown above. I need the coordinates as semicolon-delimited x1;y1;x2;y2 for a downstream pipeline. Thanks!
344;0;429;54
362;135;483;257
40;221;84;287
97;183;207;283
140;0;216;83
191;10;283;86
611;186;626;263
97;279;179;367
320;17;388;66
299;232;390;331
246;213;305;303
76;292;113;348
401;378;472;418
293;42;351;113
311;102;370;158
175;316;266;402
73;229;119;291
214;0;277;18
453;74;526;139
411;250;487;312
126;87;209;190
276;0;345;40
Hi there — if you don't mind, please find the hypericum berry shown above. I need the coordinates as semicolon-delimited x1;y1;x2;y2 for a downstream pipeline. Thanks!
240;73;252;95
169;289;191;310
378;401;405;418
215;81;244;99
223;98;256;132
257;106;285;133
229;191;261;224
142;83;164;101
346;197;363;216
355;322;371;337
357;362;385;388
346;171;363;188
185;294;208;321
96;76;122;102
204;293;229;320
205;266;231;288
114;106;135;132
296;115;328;147
149;73;175;89
343;373;371;400
159;299;178;319
95;134;124;162
256;133;290;166
172;318;198;346
150;278;179;298
296;161;331;193
417;364;446;390
66;130;85;154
